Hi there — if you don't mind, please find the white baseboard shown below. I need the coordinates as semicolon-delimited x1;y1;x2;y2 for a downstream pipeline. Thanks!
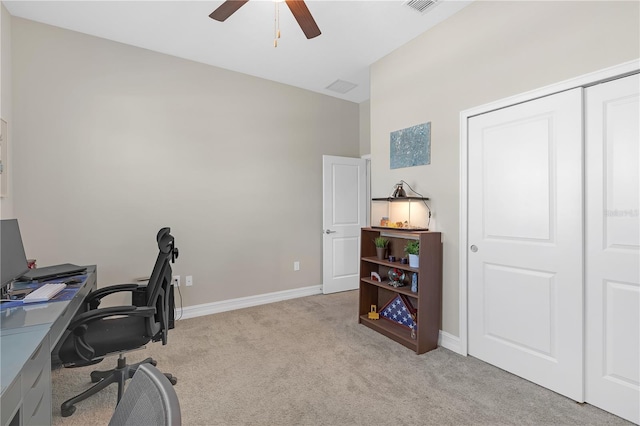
176;285;323;320
438;330;464;355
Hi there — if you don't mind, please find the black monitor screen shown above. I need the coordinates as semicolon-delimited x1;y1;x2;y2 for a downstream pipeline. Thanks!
1;219;29;289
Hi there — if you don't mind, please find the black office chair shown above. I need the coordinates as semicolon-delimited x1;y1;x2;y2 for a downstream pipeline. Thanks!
108;363;181;426
55;227;179;417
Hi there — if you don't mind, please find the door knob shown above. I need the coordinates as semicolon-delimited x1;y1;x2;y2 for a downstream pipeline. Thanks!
470;245;478;252
325;229;337;234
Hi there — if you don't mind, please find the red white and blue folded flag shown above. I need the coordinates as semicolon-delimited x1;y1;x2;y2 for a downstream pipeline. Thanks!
380;294;417;330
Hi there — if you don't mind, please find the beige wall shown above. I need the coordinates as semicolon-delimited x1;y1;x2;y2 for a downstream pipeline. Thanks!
11;17;359;306
1;3;13;218
359;100;370;156
370;1;640;337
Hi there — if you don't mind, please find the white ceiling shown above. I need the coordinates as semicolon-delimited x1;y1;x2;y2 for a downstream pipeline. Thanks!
3;0;472;103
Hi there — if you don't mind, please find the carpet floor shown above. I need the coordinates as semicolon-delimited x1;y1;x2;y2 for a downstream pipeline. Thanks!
51;290;632;425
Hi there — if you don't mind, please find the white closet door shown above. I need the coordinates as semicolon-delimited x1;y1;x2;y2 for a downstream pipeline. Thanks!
585;74;640;424
468;88;584;401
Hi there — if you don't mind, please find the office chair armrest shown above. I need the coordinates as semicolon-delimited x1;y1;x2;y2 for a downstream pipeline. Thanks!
69;305;156;330
85;283;145;309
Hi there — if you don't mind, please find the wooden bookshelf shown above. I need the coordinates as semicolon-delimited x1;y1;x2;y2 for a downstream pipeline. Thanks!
359;227;442;354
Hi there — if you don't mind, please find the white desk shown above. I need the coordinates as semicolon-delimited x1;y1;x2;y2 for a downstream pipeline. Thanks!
0;267;96;426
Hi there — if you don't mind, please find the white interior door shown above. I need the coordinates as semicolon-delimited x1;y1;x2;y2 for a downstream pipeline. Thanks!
585;74;640;424
467;89;584;401
322;155;367;294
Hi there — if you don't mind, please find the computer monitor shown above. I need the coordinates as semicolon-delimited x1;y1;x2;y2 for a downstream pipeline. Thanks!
1;219;30;290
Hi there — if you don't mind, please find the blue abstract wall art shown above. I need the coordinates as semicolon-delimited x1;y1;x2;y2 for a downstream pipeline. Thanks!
390;122;431;169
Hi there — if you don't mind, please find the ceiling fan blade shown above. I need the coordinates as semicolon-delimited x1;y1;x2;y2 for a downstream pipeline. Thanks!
285;0;321;39
209;0;249;22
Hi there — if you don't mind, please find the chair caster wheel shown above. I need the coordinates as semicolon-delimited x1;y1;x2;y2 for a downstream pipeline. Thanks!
150;360;158;366
165;374;177;385
61;405;76;417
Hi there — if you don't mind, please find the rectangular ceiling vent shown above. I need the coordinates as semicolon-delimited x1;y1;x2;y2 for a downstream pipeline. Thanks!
326;79;358;94
404;0;439;14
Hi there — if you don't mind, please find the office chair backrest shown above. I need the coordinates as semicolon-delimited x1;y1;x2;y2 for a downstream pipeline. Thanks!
143;227;178;344
108;363;181;426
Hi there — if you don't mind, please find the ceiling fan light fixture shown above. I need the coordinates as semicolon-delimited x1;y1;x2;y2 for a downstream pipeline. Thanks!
274;0;281;47
210;0;321;43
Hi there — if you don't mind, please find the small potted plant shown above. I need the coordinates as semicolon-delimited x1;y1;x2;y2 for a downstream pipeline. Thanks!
374;237;389;260
404;240;420;268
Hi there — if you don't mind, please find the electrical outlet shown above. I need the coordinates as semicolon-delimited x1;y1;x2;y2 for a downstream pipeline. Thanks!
172;275;180;287
186;275;193;286
294;261;300;271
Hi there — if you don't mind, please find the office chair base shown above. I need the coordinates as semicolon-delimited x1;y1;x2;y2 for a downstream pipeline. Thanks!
90;358;156;383
61;355;176;417
166;373;178;385
61;405;77;418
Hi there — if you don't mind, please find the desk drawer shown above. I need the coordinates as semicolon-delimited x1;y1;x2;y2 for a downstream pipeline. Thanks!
1;378;21;426
22;340;49;389
22;339;52;426
22;342;51;425
25;400;50;426
23;374;51;426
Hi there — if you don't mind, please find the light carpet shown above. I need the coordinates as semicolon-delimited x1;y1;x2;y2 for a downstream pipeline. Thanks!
51;290;631;425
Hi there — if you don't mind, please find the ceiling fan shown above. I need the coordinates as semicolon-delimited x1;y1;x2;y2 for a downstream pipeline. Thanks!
209;0;321;40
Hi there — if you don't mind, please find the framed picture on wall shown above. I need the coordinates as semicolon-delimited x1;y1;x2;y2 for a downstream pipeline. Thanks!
390;121;431;169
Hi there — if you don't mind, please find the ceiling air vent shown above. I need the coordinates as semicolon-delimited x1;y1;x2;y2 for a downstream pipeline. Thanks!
325;79;358;94
404;0;439;14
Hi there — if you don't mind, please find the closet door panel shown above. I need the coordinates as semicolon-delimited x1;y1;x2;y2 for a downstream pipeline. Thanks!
585;73;640;424
467;88;584;401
